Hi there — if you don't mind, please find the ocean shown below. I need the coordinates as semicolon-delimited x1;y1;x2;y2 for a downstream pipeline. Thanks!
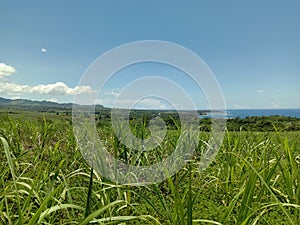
199;109;300;119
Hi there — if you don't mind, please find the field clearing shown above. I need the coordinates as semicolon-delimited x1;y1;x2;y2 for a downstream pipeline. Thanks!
1;114;299;224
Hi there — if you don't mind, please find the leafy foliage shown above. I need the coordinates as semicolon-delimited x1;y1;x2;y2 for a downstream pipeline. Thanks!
0;113;299;224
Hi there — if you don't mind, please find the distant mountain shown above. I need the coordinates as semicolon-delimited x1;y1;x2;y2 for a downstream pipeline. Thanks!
0;97;104;112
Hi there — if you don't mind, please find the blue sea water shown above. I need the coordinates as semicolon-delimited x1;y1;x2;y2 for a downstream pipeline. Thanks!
199;109;300;119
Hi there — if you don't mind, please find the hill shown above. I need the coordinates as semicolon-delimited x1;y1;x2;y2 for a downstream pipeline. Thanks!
0;97;104;112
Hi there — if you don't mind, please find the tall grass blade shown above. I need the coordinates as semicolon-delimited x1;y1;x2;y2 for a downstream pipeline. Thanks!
85;166;93;218
187;163;193;225
79;200;124;225
1;136;23;225
38;204;84;223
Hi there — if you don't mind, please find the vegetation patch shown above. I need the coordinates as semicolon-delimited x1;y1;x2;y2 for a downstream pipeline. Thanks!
1;112;299;224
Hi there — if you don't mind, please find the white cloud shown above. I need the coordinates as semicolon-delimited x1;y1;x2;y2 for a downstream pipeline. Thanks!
0;63;16;78
258;90;264;93
31;82;95;95
11;95;22;100
104;88;120;97
41;48;47;53
0;81;96;96
100;88;171;109
233;104;249;109
0;82;30;94
270;102;280;108
137;98;168;109
48;98;58;103
110;98;168;109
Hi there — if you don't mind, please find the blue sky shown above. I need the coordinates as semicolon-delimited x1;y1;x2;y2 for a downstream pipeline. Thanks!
0;0;299;109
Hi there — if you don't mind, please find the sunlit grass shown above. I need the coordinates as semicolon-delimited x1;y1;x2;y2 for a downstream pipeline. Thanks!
0;115;299;224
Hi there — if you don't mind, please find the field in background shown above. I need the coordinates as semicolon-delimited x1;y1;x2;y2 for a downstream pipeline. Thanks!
1;112;300;224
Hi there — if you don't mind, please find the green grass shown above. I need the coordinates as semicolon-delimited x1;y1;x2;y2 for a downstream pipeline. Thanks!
0;114;299;224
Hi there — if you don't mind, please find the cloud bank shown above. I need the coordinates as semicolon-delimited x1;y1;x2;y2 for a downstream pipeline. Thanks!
0;63;16;78
0;81;96;96
0;62;96;98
